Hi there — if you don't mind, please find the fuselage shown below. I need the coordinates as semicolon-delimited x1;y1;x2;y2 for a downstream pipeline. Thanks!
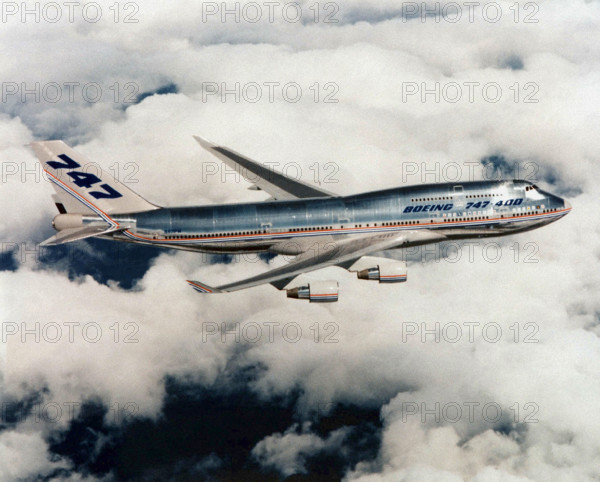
105;180;571;254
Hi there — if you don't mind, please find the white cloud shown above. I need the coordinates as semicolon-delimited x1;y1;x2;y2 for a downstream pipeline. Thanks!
252;422;349;476
1;0;600;479
0;430;70;481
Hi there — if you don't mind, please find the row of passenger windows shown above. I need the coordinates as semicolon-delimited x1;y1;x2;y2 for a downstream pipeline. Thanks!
443;216;490;222
290;226;333;232
165;230;266;239
466;193;501;198
411;196;453;202
164;226;335;239
411;192;507;201
161;208;558;239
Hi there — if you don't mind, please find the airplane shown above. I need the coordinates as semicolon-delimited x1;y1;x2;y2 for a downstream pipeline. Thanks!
30;137;571;302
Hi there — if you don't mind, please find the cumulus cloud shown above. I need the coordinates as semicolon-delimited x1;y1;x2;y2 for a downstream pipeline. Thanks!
0;430;70;480
1;0;600;479
252;422;350;476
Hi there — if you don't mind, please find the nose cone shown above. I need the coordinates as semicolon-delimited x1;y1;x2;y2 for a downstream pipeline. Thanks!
564;199;572;211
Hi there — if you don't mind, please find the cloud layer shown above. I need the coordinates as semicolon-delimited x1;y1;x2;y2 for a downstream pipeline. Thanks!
1;0;599;479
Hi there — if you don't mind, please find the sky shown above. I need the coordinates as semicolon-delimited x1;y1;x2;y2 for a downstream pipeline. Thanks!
1;0;600;480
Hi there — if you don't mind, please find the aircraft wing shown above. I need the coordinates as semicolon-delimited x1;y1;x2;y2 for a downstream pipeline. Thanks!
187;229;446;294
194;136;336;200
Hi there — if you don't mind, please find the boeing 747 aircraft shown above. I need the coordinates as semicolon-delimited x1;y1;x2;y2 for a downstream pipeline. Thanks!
31;138;571;302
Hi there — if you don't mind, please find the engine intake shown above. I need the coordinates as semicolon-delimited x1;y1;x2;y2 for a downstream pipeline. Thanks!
286;280;339;302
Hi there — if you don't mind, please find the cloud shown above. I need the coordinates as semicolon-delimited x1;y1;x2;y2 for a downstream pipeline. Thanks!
1;0;600;479
252;423;350;476
0;430;71;480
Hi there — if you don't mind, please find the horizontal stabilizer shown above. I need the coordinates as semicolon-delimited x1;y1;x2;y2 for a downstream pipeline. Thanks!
40;224;123;246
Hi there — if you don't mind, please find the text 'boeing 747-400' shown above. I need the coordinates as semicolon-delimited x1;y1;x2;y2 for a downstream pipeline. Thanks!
31;137;571;302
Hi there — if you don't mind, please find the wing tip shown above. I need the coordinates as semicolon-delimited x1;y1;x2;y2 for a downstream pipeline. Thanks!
186;280;221;294
39;237;57;247
193;135;216;150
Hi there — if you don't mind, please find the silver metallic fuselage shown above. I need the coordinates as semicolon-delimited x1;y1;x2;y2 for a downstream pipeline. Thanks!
105;180;571;254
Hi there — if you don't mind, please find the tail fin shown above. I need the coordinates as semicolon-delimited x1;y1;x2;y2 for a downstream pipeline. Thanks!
30;140;159;216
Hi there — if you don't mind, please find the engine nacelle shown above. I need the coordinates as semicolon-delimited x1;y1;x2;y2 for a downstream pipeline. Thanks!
286;280;339;302
351;257;407;283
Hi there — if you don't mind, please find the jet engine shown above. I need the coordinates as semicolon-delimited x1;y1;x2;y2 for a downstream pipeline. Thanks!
350;257;407;283
286;280;339;302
